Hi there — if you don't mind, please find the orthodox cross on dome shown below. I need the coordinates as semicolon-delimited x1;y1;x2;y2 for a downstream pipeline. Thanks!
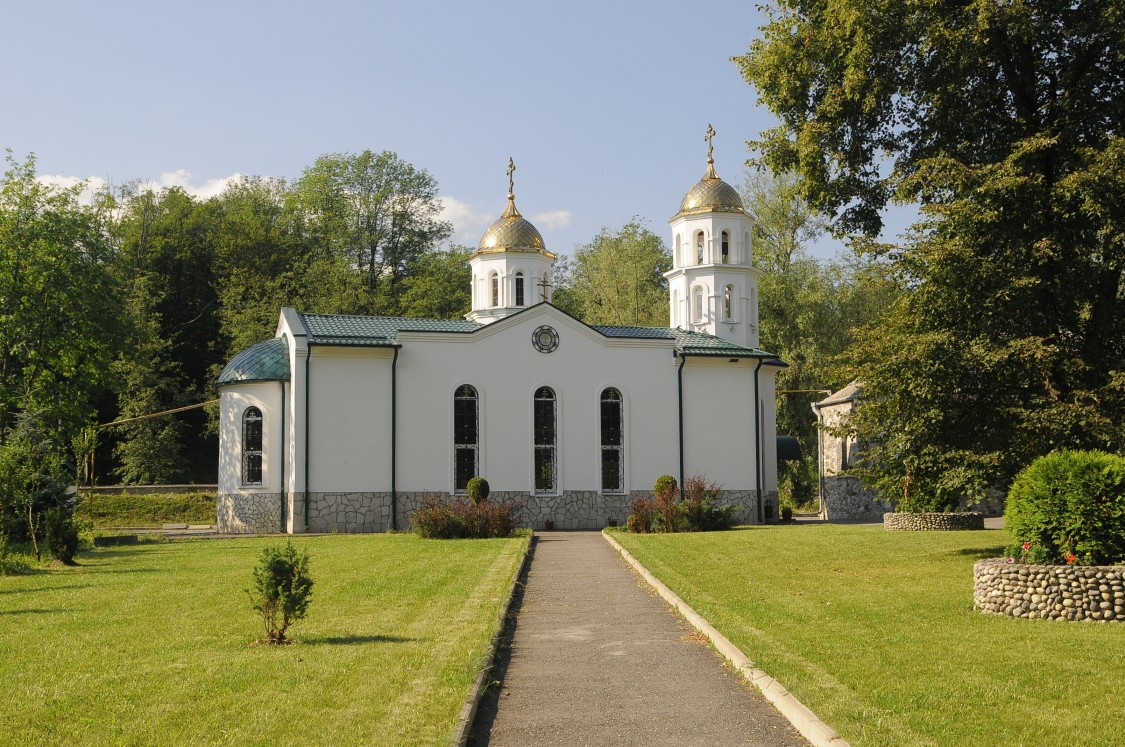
703;123;719;180
537;274;552;302
503;157;522;218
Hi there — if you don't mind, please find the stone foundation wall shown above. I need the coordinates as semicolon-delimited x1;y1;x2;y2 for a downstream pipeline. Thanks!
234;488;769;533
217;493;282;533
823;476;893;522
974;558;1124;622
883;512;984;531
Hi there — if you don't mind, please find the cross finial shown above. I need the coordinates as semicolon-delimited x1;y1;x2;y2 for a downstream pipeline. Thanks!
536;274;552;302
507;157;516;197
705;124;716;164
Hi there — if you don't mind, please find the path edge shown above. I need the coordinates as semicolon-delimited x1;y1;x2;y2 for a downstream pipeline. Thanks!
602;530;852;747
452;531;535;747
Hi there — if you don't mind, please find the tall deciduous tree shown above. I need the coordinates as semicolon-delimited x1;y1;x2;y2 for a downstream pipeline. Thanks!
737;0;1125;507
291;150;452;316
557;221;671;327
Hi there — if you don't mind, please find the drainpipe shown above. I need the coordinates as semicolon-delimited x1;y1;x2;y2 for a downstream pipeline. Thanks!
391;346;400;531
754;357;764;524
279;380;286;532
676;352;688;495
304;345;312;532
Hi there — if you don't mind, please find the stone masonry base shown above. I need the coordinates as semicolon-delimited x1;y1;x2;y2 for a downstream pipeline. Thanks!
883;512;984;531
219;489;771;533
974;558;1124;622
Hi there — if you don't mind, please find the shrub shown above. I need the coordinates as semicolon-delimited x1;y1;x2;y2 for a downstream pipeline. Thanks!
1005;450;1125;566
466;477;490;505
653;474;677;495
679;474;737;532
247;541;313;644
626;495;655;533
652;478;683;532
43;507;79;565
412;495;516;539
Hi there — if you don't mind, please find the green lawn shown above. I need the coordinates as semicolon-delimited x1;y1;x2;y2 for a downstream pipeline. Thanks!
0;533;528;746
77;491;217;528
613;524;1124;747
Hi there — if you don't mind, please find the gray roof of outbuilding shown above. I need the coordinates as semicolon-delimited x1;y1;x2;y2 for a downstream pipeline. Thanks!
815;381;863;408
216;337;290;386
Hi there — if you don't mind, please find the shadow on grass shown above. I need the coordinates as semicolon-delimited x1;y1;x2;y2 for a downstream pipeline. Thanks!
952;546;1007;560
302;634;417;646
0;607;71;616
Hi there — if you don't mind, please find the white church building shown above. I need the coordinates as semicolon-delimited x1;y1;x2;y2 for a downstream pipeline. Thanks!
215;137;785;533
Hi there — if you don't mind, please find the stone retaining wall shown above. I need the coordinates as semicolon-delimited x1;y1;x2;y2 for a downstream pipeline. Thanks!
223;489;767;533
883;512;984;531
974;558;1124;622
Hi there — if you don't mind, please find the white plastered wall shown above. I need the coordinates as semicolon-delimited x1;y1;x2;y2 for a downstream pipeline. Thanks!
218;382;284;495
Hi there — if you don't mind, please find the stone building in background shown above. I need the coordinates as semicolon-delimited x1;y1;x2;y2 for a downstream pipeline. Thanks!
812;382;893;521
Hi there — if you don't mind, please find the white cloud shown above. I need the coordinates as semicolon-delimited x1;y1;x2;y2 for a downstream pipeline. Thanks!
531;210;572;230
36;174;109;204
137;170;243;200
439;195;494;245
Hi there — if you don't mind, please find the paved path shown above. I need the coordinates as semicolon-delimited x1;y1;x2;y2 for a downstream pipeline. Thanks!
469;532;808;746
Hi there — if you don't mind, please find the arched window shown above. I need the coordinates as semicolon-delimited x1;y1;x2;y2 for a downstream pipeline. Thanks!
723;285;733;320
693;286;705;323
695;231;705;264
533;387;556;493
454;385;478;492
515;272;525;307
721;231;729;264
600;388;623;493
242;407;263;486
490;271;499;307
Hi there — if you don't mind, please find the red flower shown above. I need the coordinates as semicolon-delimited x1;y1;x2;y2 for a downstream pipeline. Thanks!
1065;552;1076;564
1022;542;1031;551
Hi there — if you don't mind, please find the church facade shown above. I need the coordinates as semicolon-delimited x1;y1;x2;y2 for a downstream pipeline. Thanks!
215;141;784;533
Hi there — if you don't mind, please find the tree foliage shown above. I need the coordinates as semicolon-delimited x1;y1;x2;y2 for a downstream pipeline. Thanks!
554;220;671;326
738;1;1125;504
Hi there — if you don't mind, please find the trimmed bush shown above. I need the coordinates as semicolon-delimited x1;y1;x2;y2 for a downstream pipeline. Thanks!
247;541;313;644
412;495;515;539
1005;450;1125;566
653;474;677;495
44;508;79;565
466;477;490;505
628;474;736;533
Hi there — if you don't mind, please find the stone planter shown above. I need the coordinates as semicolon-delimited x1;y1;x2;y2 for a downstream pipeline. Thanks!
974;558;1124;622
883;512;984;531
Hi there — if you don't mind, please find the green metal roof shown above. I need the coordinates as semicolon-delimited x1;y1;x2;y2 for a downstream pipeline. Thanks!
593;324;781;359
216;337;290;386
299;313;482;345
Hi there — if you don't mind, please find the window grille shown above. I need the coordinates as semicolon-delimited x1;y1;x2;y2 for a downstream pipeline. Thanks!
600;388;623;492
533;386;556;493
515;272;525;306
242;407;263;486
454;385;478;492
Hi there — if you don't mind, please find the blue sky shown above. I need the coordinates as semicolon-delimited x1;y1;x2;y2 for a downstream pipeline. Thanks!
1;0;911;259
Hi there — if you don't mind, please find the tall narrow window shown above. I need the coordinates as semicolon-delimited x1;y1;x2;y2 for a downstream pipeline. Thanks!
490;271;499;307
723;285;733;320
721;231;729;263
454;385;478;492
695;231;705;264
242;407;263;486
515;272;525;306
533;387;556;493
693;286;705;323
600;388;623;492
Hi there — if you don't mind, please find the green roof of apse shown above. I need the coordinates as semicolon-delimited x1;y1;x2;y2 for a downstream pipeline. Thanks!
216;337;290;386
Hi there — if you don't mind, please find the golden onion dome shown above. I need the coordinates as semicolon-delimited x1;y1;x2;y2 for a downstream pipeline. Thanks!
673;124;746;219
476;157;552;256
477;197;548;253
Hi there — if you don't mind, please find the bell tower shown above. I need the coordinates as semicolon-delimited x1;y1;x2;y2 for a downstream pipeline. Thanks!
467;158;556;324
664;125;760;348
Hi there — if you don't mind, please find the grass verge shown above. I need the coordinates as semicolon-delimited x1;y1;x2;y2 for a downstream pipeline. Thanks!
76;491;217;527
613;524;1124;747
0;532;528;746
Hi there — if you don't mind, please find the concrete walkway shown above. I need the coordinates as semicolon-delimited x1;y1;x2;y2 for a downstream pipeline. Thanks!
468;532;809;746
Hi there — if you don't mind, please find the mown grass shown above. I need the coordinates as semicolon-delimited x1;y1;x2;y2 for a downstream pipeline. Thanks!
76;491;217;527
613;524;1125;747
0;532;528;746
